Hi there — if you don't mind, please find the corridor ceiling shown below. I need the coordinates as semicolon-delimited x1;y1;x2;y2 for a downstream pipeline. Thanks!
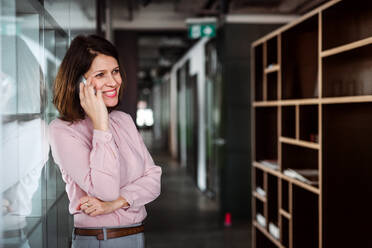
110;0;328;84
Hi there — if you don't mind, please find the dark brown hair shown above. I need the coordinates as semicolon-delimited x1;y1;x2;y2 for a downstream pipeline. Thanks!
53;35;125;122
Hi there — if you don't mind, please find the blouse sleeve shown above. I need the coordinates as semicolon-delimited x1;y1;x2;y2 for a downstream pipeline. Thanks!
118;117;162;208
49;123;121;202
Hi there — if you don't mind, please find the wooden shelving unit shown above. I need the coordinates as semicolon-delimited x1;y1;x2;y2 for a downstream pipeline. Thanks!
251;0;372;247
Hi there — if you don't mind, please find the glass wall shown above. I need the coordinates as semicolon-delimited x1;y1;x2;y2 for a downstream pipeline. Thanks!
0;0;96;247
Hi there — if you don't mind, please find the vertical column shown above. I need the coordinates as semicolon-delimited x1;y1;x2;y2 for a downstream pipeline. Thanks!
263;42;267;101
278;106;282;170
289;183;293;248
318;12;323;248
252;167;256;248
251;45;256;248
105;0;112;42
0;0;3;240
278;34;282;100
264;172;268;230
295;105;300;140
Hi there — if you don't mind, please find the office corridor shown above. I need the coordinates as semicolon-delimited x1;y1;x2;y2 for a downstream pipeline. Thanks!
144;152;251;248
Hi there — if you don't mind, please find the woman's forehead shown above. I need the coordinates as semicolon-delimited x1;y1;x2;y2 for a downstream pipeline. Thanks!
90;54;118;70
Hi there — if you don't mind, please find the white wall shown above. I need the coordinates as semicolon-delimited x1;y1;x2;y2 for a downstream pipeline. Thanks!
170;37;210;191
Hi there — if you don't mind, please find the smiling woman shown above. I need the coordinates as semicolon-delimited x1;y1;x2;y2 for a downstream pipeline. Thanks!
49;35;162;248
53;35;126;122
83;54;121;106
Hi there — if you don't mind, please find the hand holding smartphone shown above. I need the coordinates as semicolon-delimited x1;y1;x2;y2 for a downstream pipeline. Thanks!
79;75;87;85
79;75;96;94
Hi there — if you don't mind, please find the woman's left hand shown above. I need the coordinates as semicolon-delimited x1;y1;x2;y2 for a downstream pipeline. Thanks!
78;196;129;217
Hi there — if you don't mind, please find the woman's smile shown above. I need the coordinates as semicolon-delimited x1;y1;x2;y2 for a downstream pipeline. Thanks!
103;88;118;98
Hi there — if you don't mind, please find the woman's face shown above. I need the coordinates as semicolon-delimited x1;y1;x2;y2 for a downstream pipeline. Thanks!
84;54;122;107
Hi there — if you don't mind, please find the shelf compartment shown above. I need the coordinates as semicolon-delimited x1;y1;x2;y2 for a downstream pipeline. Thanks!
267;36;278;66
267;71;278;101
299;105;318;143
255;107;278;162
323;102;372;247
281;179;289;213
254;222;282;248
255;199;266;228
255;44;264;101
281;215;290;248
292;185;318;248
321;36;372;58
323;43;372;97
282;143;318;171
281;143;319;187
267;174;279;227
322;0;372;51
281;15;318;99
254;167;266;202
255;167;264;190
281;106;295;139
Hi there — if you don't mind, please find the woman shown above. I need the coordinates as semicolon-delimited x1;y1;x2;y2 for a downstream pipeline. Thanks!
49;35;162;248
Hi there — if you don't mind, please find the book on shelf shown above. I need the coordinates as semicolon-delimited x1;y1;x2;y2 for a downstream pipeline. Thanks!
283;168;318;185
269;222;280;240
256;187;266;197
256;213;266;228
259;160;279;170
267;64;277;69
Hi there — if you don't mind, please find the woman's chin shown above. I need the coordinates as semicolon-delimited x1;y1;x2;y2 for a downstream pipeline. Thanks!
104;98;118;107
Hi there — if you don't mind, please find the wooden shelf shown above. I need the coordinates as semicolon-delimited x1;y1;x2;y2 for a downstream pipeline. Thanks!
279;137;319;150
281;174;319;195
254;96;372;107
253;161;281;178
253;161;319;194
280;209;291;219
253;191;267;202
321;95;372;104
321;36;372;58
252;1;372;247
280;99;319;105
254;221;283;248
265;64;280;74
253;101;280;107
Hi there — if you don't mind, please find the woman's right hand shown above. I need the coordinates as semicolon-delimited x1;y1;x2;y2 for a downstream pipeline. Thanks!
79;76;109;131
78;196;129;217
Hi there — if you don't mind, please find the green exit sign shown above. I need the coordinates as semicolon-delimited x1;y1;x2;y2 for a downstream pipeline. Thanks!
186;18;217;39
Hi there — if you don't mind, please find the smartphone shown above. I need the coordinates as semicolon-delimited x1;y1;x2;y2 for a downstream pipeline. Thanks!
78;75;87;85
77;75;96;94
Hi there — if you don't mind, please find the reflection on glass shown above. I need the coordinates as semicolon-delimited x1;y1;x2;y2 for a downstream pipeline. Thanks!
1;1;48;247
1;0;90;246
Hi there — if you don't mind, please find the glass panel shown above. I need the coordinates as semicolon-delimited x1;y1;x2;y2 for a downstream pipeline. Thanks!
1;1;47;246
1;0;93;246
45;0;97;36
44;0;70;31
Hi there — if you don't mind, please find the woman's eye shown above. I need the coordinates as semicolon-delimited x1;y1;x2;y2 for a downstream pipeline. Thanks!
113;69;120;74
95;73;104;77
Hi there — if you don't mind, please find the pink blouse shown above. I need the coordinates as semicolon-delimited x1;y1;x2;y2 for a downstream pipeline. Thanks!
49;110;161;228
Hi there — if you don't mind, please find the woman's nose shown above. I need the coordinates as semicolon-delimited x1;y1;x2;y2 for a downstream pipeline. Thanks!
106;74;117;86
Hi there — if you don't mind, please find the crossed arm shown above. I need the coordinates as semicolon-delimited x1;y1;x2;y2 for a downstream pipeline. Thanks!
49;124;161;217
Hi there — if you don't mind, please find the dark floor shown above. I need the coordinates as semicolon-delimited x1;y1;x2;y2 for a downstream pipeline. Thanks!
144;152;252;248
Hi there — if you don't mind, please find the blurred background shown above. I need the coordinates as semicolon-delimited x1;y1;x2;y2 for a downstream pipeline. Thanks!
0;0;329;247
